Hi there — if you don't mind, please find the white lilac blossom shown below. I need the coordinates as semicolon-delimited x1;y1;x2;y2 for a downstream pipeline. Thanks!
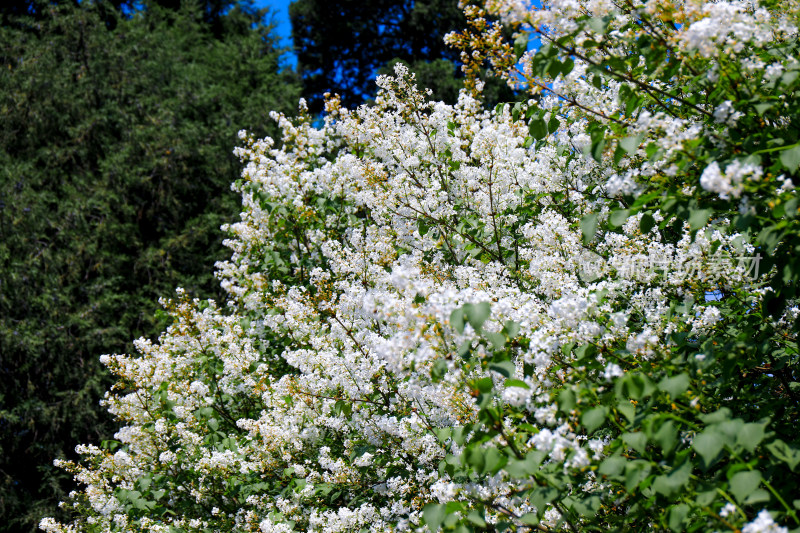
713;100;743;125
720;502;738;518
742;511;789;533
677;0;795;58
602;363;624;380
700;160;764;199
44;65;777;533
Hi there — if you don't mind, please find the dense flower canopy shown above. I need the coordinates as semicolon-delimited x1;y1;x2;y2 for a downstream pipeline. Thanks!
43;0;800;531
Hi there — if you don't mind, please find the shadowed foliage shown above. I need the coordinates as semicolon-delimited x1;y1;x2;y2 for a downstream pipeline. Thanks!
0;1;299;529
289;0;515;112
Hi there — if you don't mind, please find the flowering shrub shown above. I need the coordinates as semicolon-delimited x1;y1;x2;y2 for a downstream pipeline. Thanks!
42;0;800;531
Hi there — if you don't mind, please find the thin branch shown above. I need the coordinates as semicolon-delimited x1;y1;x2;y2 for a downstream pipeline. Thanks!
550;36;713;119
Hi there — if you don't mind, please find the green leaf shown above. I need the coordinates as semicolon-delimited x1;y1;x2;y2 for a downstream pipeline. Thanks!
484;447;508;474
616;373;655;401
609;209;630;228
132;497;153;511
699;408;732;424
457;340;471;358
693;429;724;468
729;471;762;504
519;513;539;525
452;427;469;446
463;447;485;472
138;476;152;491
208;418;219;431
418;220;430;236
505;451;545;478
466;510;487;528
754;102;773;115
653;460;691;497
688;209;711;231
581;407;608;434
489;360;515;378
781;69;799;86
486;332;507;351
626;94;642;116
590;138;606;162
558;389;577;412
475;377;494;394
587;16;607;34
423;503;446;532
624;460;652;491
737;421;767;453
529;118;548;140
334;400;352;417
651;420;678;455
464;302;492;333
504;378;530;389
696;490;717;507
433;428;452;442
446;501;466;513
504;320;520;338
622;432;648;454
717;419;745;447
531;487;559;515
668;504;690;532
574;344;597;361
616;402;636;424
780;145;800;173
745;489;771;505
581;213;600;244
785;198;798;219
658;373;690;399
514;33;529;58
619;135;642;155
450;307;465;334
767;440;800;471
570;494;602;517
633;190;664;209
599;455;626;477
562;342;576;357
431;359;448;382
640;213;656;234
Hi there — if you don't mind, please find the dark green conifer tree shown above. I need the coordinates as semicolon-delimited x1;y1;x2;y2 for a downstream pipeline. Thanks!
0;2;299;529
289;0;515;112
